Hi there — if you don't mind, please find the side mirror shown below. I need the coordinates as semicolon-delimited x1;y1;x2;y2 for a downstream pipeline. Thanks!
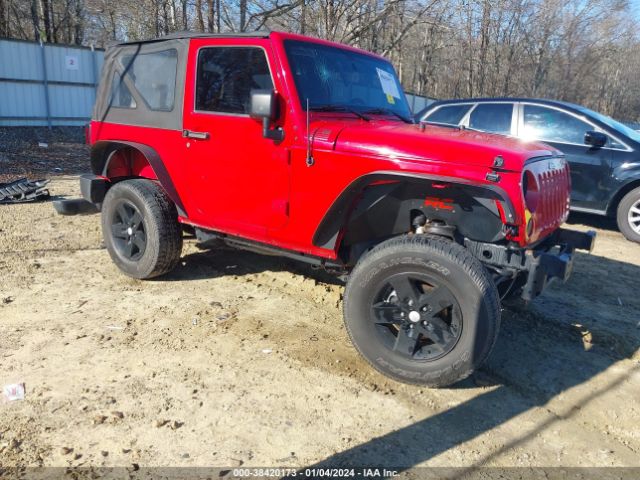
250;89;284;142
584;130;607;148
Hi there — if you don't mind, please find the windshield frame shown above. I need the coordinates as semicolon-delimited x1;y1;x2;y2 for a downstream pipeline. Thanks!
282;39;411;120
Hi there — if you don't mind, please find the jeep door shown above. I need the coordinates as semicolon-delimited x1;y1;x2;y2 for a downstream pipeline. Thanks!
518;103;612;211
182;39;290;236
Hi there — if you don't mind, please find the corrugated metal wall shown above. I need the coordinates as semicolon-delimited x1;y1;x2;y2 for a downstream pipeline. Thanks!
0;39;104;127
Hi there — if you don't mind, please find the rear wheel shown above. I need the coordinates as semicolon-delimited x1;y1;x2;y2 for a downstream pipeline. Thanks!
343;235;500;387
101;179;182;279
617;186;640;243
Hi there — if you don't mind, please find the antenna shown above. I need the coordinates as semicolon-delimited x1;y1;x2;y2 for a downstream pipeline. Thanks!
306;98;314;167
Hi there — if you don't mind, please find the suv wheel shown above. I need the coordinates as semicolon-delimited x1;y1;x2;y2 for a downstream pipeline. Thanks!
343;235;500;387
101;179;183;279
617;187;640;243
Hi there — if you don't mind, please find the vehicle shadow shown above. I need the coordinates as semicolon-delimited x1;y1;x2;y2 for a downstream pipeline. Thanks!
566;211;618;232
163;243;345;286
164;246;639;471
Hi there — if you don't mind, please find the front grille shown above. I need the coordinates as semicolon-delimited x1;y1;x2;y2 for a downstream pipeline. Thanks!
527;156;570;243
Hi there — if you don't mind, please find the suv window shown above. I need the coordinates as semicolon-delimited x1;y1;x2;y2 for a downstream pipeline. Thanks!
196;47;273;115
424;104;471;126
121;49;178;111
469;103;513;135
523;105;591;144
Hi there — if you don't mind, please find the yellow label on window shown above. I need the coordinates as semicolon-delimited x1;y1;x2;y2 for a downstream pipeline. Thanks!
386;94;395;104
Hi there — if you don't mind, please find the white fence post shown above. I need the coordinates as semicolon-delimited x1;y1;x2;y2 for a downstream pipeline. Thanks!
39;40;52;130
90;44;98;93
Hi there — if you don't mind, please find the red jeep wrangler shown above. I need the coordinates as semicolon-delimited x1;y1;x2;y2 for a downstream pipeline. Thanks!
56;31;595;386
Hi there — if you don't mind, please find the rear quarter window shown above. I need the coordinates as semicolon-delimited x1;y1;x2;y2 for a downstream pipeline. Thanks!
120;49;178;111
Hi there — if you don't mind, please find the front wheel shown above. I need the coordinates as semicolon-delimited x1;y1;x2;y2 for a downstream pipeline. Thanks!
617;187;640;243
343;235;500;387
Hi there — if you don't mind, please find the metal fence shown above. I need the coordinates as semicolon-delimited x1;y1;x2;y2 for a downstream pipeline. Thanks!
0;38;104;127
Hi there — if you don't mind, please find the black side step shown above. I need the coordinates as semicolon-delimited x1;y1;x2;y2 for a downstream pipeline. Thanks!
194;227;345;270
52;198;100;215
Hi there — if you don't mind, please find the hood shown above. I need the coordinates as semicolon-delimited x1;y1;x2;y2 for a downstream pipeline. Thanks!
311;120;559;171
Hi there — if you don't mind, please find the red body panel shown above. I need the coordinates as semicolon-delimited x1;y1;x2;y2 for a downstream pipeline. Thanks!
90;32;571;258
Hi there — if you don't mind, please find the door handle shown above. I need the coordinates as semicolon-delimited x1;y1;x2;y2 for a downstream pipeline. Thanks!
182;129;210;140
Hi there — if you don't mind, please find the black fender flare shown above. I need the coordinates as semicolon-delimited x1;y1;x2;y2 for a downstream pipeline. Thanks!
90;140;187;217
312;171;517;250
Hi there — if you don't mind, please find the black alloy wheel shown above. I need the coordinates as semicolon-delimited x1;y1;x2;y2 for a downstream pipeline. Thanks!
110;200;147;261
371;272;462;361
343;234;501;386
101;179;182;279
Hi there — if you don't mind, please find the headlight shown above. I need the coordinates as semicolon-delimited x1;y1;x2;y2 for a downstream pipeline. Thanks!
523;170;539;213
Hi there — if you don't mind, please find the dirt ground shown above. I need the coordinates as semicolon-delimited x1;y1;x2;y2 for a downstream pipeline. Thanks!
1;172;639;472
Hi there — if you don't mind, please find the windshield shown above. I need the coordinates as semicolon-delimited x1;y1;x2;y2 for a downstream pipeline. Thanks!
284;40;411;119
575;105;640;143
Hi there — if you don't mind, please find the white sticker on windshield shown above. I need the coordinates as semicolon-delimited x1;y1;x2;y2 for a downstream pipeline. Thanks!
376;68;401;99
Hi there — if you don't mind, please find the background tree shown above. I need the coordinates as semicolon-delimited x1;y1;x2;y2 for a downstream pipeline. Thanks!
2;0;639;121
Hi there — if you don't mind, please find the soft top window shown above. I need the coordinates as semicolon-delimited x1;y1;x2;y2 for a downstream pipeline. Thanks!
110;72;136;109
120;49;178;111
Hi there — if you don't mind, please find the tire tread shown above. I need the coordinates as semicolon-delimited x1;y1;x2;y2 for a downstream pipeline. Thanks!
344;234;501;387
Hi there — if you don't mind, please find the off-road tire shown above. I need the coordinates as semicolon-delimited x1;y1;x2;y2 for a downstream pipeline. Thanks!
617;186;640;243
343;235;501;387
101;179;182;279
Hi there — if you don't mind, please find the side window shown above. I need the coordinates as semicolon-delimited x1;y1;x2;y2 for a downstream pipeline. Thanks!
424;104;472;126
195;47;273;114
468;103;513;135
523;105;591;144
110;72;136;109
121;49;178;111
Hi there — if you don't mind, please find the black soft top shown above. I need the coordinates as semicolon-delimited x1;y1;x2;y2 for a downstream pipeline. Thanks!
96;31;274;131
115;31;271;46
